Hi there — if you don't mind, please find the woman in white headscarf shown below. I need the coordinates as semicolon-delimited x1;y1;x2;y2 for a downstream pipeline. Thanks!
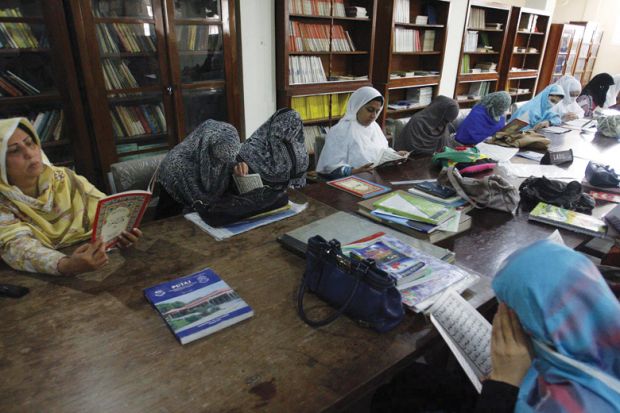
553;75;585;121
604;74;620;109
316;86;402;178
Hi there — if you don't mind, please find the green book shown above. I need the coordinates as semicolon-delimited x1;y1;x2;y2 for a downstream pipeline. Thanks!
461;54;470;74
528;202;607;238
373;191;456;225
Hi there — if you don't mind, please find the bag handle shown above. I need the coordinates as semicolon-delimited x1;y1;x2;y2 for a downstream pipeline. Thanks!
445;166;485;209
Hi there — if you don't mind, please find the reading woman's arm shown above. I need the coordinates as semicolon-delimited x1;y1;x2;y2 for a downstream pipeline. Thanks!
0;222;66;275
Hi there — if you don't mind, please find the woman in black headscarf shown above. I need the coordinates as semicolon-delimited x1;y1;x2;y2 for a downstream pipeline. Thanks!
394;95;460;154
576;73;615;117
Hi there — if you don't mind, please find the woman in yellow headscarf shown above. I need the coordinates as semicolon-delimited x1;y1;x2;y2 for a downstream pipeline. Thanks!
0;117;141;275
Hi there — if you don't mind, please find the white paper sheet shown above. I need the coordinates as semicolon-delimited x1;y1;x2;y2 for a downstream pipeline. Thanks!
499;162;585;180
476;142;519;162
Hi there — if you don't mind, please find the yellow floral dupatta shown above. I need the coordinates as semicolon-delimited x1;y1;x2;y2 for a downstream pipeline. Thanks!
0;117;104;249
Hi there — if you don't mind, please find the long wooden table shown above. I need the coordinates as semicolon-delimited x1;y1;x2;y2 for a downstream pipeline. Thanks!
1;128;617;412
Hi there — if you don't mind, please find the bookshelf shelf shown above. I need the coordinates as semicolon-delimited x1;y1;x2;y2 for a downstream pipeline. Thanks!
517;31;544;35
41;139;70;147
289;13;372;22
392;51;441;55
467;28;503;32
117;144;169;158
387;75;440;88
394;23;445;29
116;132;169;144
457;72;499;82
537;23;584;91
0;16;44;23
94;17;155;24
463;51;499;55
0;48;51;54
289;51;369;55
174;18;223;25
386;104;429;115
100;52;158;58
286;79;371;95
0;93;61;105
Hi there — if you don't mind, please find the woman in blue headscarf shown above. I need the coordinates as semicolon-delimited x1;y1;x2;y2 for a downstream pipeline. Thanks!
511;84;564;131
455;91;512;145
486;240;620;412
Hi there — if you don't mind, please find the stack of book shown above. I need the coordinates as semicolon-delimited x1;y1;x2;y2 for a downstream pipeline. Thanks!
394;0;410;23
464;31;478;52
393;28;421;52
475;62;496;72
289;56;327;84
468;8;486;29
0;9;39;48
0;70;39;96
102;59;139;90
31;110;63;142
176;25;222;51
466;81;491;98
345;6;367;18
288;0;331;16
357;189;472;244
96;23;156;53
291;93;349;121
110;104;166;137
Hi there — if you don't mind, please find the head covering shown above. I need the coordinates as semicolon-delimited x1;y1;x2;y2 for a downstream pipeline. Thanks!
553;75;585;118
493;240;620;412
511;84;564;130
581;73;615;108
316;86;388;173
604;74;620;108
0;117;104;249
480;91;511;121
238;108;308;188
394;95;459;154
157;119;241;207
598;115;620;138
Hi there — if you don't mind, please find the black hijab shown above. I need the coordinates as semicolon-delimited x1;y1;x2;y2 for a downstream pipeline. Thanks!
580;73;615;107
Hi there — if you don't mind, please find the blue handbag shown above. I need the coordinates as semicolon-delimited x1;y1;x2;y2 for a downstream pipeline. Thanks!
297;236;405;333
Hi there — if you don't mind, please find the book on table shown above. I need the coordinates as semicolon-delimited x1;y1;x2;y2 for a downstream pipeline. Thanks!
372;190;456;225
528;202;607;238
327;175;391;199
144;267;254;345
91;190;151;249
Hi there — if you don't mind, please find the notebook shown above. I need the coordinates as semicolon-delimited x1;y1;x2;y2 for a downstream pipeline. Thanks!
528;202;607;238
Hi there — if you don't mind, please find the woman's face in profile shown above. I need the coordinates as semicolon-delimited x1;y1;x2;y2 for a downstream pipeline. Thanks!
356;100;382;127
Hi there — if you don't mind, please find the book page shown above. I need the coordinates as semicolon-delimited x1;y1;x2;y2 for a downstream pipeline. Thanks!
373;148;408;168
429;289;492;393
94;192;151;248
541;126;570;134
233;174;263;194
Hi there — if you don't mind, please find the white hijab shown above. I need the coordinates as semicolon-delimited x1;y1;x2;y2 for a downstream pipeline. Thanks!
316;86;388;174
553;75;585;118
604;74;620;108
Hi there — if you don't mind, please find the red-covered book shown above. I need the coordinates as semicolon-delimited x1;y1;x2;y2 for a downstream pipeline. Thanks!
91;190;151;249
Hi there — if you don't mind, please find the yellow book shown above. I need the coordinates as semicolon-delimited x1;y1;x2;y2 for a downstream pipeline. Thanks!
291;96;307;120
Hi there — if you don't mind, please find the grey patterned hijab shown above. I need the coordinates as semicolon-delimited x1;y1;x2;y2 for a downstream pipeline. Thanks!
238;108;309;188
480;91;512;121
395;95;459;154
157;120;241;207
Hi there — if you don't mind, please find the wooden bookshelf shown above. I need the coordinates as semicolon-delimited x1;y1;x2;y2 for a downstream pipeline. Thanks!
276;0;377;157
0;1;96;181
372;0;450;128
537;23;585;92
68;0;242;183
499;7;551;103
454;0;511;107
569;22;603;86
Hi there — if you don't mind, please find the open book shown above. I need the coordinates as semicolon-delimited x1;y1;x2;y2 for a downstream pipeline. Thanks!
372;148;411;168
498;112;529;134
233;173;263;194
428;289;492;393
92;190;151;249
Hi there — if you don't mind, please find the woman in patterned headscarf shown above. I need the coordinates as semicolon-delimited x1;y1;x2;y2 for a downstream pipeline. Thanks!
0;117;141;275
394;95;459;154
577;73;615;117
455;91;512;145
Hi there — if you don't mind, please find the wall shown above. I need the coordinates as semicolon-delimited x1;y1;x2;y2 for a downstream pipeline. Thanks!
552;0;620;75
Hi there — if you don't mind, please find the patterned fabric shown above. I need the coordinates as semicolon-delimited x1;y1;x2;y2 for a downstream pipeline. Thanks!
157;120;241;208
511;85;564;130
238;108;308;188
492;240;620;413
394;95;460;154
598;115;620;138
480;91;511;121
0;117;105;275
576;94;595;118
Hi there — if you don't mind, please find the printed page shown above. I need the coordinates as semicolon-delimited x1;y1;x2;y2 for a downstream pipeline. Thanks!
429;289;492;393
377;193;429;219
373;148;407;168
233;173;263;194
476;142;519;162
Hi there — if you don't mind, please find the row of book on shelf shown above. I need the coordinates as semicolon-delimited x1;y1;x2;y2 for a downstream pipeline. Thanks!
0;70;40;96
110;104;166;138
464;31;493;53
518;14;539;33
30;109;63;143
302;125;328;154
288;21;356;52
102;59;140;90
96;23;156;54
456;81;492;101
176;25;222;52
387;86;432;110
289;56;326;84
393;28;435;53
0;8;46;49
393;0;439;25
291;92;350;121
461;55;497;74
288;0;347;17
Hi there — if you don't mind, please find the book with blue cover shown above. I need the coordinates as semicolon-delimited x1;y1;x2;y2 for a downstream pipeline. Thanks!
144;267;254;344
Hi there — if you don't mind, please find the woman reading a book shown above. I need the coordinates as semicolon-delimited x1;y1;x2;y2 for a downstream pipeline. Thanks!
394;95;459;154
454;91;511;145
553;75;585;121
0;118;141;276
510;84;564;131
316;86;407;178
576;73;615;117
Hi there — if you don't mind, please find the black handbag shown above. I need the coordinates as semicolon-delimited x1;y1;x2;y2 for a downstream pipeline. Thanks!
194;187;288;227
297;236;405;333
518;176;595;214
585;161;620;189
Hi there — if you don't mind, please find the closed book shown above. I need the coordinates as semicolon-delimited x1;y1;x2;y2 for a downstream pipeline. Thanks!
528;202;607;238
144;267;253;345
372;191;456;225
327;176;391;199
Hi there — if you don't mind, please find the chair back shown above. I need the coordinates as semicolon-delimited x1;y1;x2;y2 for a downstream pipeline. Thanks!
313;135;326;169
107;153;166;194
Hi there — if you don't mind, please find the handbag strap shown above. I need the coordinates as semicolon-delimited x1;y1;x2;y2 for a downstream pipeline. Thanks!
445;166;485;209
296;261;361;328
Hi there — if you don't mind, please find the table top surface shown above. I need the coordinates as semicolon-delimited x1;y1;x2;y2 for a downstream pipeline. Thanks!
1;127;617;413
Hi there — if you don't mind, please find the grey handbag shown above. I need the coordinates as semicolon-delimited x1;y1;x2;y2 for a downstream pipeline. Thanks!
438;166;519;214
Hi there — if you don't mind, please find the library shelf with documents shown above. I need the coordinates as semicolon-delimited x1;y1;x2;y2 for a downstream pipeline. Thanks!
0;1;96;180
68;0;242;185
568;21;603;86
499;7;550;103
372;0;450;128
537;23;585;92
454;0;511;107
276;0;377;151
